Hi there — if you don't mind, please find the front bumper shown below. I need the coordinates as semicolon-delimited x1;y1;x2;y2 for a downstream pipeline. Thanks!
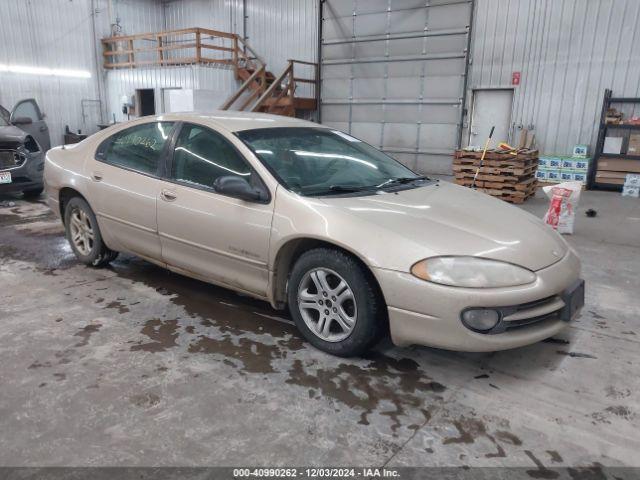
373;249;582;352
0;151;45;193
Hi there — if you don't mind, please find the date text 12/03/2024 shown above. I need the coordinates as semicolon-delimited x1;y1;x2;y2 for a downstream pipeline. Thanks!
232;468;400;478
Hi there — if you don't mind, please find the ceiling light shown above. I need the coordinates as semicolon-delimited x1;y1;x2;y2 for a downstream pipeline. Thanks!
0;64;91;79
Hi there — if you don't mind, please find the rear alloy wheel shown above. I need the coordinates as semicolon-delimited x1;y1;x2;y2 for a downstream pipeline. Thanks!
64;197;118;267
288;248;385;357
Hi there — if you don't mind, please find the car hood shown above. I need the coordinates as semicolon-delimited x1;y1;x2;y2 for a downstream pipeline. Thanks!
0;124;28;143
322;181;567;271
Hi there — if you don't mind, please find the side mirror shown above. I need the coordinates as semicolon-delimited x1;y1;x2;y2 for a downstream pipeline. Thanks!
213;175;267;202
12;116;33;125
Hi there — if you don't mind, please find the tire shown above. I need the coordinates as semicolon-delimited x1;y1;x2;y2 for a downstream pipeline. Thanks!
22;186;44;198
287;248;385;357
64;196;118;267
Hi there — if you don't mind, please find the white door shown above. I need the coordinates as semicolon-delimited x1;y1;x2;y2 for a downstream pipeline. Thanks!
469;89;514;148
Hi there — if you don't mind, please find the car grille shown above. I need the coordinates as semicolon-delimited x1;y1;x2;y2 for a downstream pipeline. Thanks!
0;150;27;170
501;295;564;332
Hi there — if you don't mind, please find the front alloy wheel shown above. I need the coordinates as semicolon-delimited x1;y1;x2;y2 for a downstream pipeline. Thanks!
297;268;357;342
288;248;385;357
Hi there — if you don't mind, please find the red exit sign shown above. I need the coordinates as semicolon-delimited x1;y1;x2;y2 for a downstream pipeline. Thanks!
512;71;521;85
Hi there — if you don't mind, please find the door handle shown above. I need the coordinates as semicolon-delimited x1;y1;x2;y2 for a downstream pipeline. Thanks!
161;189;177;201
91;172;103;182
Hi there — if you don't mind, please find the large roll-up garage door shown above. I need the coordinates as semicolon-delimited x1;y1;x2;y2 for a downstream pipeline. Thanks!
320;0;473;175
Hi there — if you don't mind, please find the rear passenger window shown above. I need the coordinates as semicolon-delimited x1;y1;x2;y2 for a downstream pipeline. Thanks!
171;123;251;189
100;122;174;175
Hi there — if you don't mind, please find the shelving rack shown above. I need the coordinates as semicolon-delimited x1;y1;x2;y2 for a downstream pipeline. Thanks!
588;89;640;190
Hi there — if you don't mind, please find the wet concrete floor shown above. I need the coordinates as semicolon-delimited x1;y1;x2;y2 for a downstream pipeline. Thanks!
0;189;638;469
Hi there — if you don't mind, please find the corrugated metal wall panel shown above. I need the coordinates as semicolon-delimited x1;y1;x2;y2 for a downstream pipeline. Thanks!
162;0;318;98
163;0;238;33
244;0;318;78
467;0;640;156
0;0;101;145
0;0;170;146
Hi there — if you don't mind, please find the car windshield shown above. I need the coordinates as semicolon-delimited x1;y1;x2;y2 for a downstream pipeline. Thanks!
237;127;428;196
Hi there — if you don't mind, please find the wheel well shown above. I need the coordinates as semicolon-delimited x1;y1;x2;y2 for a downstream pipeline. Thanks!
58;187;87;223
271;238;387;313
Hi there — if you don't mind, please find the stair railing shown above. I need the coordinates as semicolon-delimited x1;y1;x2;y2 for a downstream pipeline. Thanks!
220;36;268;111
252;60;318;114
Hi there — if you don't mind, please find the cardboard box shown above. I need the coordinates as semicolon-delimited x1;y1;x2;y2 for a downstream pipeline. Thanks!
560;158;590;172
560;171;573;181
572;172;587;184
536;169;548;180
603;136;623;154
547;170;561;181
598;158;640;173
561;158;574;170
538;157;549;168
548;157;562;168
572;144;588;157
574;159;590;171
628;134;640;154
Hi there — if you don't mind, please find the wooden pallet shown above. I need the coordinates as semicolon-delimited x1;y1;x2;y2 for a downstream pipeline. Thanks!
454;149;539;161
453;149;539;204
452;163;537;178
455;177;537;191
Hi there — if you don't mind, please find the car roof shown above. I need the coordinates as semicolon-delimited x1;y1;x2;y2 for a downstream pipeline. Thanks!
150;110;324;133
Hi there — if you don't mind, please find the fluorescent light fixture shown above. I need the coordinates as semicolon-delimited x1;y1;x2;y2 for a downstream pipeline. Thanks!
0;63;91;79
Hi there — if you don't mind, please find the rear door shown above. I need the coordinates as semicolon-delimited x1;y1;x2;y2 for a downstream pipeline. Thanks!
87;120;175;260
10;99;51;151
157;122;274;297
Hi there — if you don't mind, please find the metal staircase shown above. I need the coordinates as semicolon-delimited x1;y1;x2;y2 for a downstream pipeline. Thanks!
102;27;318;118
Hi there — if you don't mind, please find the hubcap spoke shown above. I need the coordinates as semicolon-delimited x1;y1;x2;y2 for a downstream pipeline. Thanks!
70;208;94;255
334;312;353;332
299;300;321;311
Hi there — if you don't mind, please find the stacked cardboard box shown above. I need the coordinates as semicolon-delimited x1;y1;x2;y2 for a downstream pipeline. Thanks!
453;149;538;204
536;156;590;186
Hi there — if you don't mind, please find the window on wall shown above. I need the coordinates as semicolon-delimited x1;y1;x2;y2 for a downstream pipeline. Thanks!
171;123;252;190
100;122;175;175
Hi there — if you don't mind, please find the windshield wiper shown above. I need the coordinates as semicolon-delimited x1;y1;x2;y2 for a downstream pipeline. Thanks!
327;185;375;193
376;176;429;188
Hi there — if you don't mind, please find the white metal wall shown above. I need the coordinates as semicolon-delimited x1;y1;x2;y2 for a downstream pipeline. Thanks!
163;0;318;82
0;0;101;145
320;0;473;175
467;0;640;156
0;0;169;146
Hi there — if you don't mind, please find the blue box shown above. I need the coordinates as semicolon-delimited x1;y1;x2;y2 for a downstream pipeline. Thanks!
573;144;589;158
536;169;548;180
548;157;562;168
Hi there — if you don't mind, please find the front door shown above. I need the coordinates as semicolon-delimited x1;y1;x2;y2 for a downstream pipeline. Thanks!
157;122;274;297
469;89;514;148
87;120;175;260
10;99;51;151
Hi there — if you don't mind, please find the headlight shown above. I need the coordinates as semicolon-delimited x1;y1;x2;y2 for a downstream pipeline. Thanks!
411;256;536;288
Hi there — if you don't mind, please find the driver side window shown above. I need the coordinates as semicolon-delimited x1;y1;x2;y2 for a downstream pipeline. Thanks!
171;123;252;190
